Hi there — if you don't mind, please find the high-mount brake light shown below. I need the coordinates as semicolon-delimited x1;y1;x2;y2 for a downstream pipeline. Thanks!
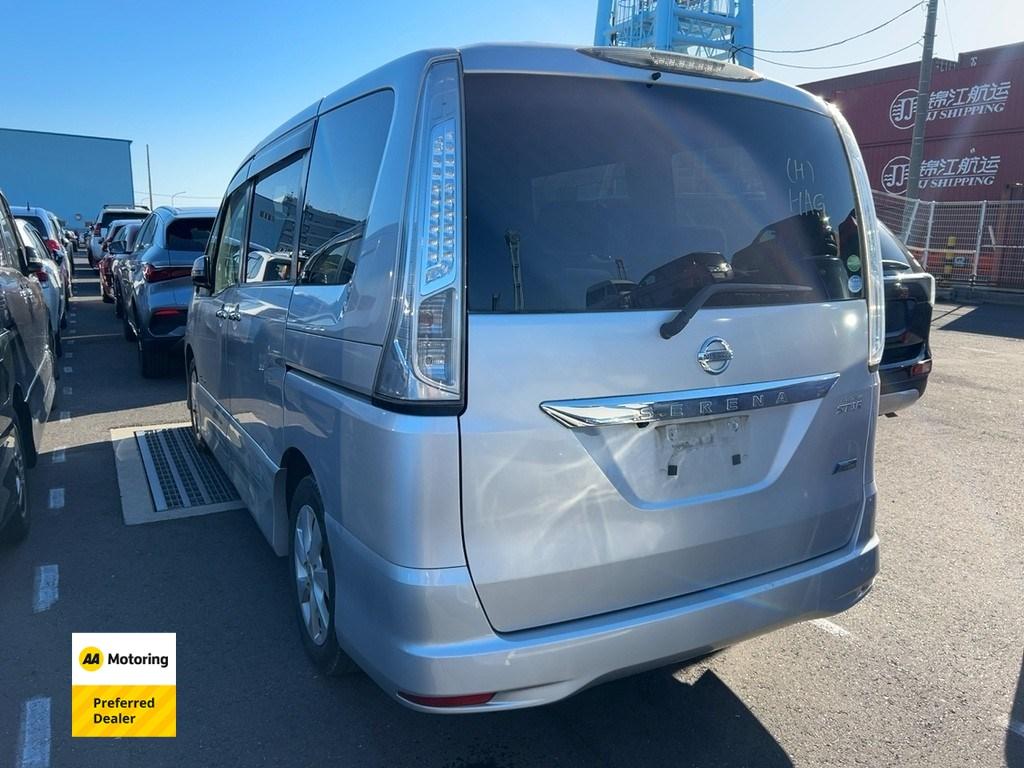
830;104;885;369
375;58;464;408
578;46;762;81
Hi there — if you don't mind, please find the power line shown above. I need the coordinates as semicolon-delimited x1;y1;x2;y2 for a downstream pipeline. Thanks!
747;40;923;71
940;0;957;55
739;1;924;54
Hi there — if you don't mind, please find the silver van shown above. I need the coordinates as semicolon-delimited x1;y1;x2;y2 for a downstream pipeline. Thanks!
186;45;884;712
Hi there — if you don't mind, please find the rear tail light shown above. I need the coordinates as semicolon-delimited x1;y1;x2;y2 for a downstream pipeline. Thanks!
151;308;185;317
830;104;885;369
32;269;48;284
398;692;495;708
143;264;193;283
44;238;61;254
375;58;464;409
93;224;102;236
910;360;932;377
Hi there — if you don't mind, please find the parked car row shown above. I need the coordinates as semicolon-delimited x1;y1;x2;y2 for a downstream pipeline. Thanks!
91;207;214;376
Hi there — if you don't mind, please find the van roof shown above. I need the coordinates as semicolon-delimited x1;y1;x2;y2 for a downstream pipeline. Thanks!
242;44;829;180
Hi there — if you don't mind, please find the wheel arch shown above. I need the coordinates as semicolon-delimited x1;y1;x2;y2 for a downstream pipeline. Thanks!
274;447;315;557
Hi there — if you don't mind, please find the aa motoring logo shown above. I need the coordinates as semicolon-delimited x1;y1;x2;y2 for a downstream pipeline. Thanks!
78;646;169;672
78;647;103;671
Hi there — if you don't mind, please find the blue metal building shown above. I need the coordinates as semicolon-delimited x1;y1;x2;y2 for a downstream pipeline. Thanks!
0;127;135;234
594;0;754;68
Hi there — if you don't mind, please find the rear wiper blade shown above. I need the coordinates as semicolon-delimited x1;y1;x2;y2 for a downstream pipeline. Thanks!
659;283;813;340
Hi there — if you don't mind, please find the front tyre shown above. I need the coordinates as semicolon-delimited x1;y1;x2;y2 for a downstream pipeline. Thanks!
0;422;30;544
290;476;356;676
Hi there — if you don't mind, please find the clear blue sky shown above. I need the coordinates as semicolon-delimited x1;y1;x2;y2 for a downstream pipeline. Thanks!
7;0;1021;206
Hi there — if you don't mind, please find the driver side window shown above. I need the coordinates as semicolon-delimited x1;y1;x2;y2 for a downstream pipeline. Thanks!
214;185;250;293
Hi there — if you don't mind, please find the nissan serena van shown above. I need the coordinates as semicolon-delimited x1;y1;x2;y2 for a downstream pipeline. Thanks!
186;45;884;712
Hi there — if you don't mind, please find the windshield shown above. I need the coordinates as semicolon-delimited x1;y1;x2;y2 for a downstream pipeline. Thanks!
465;75;864;313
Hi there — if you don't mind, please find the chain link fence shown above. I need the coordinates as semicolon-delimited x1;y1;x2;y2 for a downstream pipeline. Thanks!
873;190;1024;291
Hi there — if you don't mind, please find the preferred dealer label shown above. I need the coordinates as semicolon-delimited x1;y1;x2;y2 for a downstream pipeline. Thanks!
71;633;176;737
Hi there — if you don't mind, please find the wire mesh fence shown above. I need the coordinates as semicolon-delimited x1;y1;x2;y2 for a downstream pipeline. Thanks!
873;190;1024;290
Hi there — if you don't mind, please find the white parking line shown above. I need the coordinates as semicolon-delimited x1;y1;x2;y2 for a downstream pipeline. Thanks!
48;488;64;510
62;366;72;374
64;352;73;359
62;386;72;396
16;696;51;768
1008;719;1024;739
51;448;65;464
809;618;851;637
32;565;59;613
65;339;75;345
59;411;70;423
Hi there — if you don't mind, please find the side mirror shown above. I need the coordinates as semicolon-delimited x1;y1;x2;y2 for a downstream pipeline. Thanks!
192;256;210;291
109;241;125;255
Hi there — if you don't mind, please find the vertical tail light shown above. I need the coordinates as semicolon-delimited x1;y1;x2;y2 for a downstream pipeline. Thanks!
375;59;464;409
44;238;61;254
830;105;885;369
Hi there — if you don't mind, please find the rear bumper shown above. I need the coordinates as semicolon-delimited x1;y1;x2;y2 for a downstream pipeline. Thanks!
879;363;930;414
328;494;879;713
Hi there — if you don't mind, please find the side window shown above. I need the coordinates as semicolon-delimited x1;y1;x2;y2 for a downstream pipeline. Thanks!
134;215;156;251
213;184;250;293
0;208;20;268
246;156;305;283
297;89;394;285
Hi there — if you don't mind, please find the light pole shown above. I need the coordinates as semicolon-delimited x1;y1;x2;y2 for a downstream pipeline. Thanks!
171;191;187;206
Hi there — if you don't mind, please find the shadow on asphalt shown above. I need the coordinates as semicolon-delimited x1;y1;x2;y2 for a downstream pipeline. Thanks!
932;303;1024;340
1009;653;1024;768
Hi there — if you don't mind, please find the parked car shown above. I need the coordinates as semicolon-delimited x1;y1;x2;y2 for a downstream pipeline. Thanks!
14;219;65;358
101;221;141;306
0;191;56;473
0;323;29;544
10;206;72;302
121;207;214;376
186;45;884;712
88;205;148;267
878;223;934;415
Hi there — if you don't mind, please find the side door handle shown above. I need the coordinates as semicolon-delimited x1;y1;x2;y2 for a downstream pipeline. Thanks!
227;304;241;322
215;305;227;320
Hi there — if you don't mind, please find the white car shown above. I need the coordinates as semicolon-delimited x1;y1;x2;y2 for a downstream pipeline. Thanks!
14;219;65;357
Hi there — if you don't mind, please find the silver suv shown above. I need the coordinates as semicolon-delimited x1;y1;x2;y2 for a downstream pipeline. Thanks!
186;45;884;712
120;207;214;377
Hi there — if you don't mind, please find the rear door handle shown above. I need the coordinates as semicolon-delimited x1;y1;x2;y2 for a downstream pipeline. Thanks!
227;304;241;322
214;306;227;319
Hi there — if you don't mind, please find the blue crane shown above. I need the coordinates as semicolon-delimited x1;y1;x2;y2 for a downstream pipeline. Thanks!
594;0;754;68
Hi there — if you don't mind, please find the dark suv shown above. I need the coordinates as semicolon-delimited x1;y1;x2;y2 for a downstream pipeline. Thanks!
0;191;57;543
879;223;935;415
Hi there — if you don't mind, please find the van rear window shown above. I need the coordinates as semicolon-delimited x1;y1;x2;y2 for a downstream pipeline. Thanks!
465;75;864;313
101;211;147;227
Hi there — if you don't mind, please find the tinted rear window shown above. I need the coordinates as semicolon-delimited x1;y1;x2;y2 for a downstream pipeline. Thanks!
166;218;214;252
101;211;147;227
465;75;864;313
15;216;49;238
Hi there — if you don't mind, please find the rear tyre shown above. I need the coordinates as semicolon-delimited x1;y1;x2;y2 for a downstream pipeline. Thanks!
122;306;136;341
138;337;159;378
290;476;356;676
0;422;30;544
187;360;206;451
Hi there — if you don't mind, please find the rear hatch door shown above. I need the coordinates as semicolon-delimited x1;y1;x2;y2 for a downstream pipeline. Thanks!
459;73;876;633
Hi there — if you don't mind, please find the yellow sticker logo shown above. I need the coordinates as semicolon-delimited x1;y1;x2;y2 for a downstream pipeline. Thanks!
79;647;103;672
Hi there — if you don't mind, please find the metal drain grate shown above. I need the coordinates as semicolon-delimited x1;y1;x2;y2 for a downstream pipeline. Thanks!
135;427;239;512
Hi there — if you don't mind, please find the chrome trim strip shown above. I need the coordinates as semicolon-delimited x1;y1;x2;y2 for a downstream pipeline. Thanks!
540;373;840;428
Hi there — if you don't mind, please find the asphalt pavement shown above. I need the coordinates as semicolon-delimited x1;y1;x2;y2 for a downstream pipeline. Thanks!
0;259;1021;767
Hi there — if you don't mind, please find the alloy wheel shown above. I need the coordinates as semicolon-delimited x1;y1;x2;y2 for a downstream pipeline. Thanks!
293;504;330;646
